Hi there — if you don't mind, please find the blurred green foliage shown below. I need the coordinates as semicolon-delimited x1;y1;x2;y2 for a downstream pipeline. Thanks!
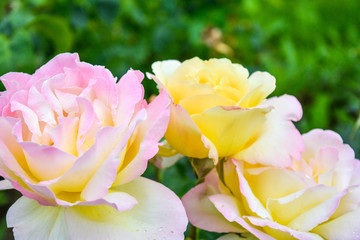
0;0;360;239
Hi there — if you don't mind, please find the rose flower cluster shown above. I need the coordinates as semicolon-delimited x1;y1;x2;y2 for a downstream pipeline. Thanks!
0;53;359;240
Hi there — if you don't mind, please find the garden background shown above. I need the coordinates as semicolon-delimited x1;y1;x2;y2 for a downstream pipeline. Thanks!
0;0;359;239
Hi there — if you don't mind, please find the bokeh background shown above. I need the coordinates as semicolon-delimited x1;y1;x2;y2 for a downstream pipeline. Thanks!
0;0;359;239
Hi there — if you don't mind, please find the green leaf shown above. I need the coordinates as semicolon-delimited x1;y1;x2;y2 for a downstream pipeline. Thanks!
29;15;73;53
309;94;330;129
0;34;10;75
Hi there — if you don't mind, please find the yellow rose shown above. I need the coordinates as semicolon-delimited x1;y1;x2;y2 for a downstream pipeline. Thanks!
152;57;303;166
183;129;360;239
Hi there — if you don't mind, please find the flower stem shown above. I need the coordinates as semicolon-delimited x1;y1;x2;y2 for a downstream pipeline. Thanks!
188;224;199;240
155;167;163;183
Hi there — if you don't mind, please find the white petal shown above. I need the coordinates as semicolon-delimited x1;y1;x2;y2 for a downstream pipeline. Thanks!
0;179;13;190
6;196;70;240
65;177;188;240
151;60;181;87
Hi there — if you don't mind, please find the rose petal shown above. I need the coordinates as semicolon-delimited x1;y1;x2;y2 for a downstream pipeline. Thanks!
113;90;170;185
312;208;360;240
79;191;138;212
32;53;80;80
233;95;304;167
151;60;181;87
192;105;270;157
234;162;272;219
7;196;70;240
50;117;79;156
0;179;12;190
182;183;245;233
114;69;144;126
245;216;323;240
238;71;276;108
0;72;31;91
179;94;236;115
66;177;188;240
0;117;33;180
165;103;209;158
20;142;77;181
287;189;347;231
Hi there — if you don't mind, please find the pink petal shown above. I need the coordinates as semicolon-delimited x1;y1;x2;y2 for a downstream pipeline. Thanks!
19;142;77;181
182;183;245;233
27;86;56;126
113;90;170;185
50;117;79;156
10;91;41;136
114;69;144;126
0;117;33;180
50;109;146;197
0;72;31;91
32;53;80;80
302;129;353;160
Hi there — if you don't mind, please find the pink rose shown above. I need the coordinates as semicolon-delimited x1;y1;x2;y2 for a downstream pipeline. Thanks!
0;53;188;239
183;129;360;240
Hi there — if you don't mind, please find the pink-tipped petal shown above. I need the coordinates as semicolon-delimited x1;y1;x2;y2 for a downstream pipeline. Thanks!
233;95;304;167
313;208;360;240
114;70;144;126
114;90;170;185
32;53;80;80
287;189;347;231
182;183;245;233
0;72;31;91
245;216;323;240
79;191;138;212
234;163;272;219
50;109;145;195
20;142;77;181
66;177;188;240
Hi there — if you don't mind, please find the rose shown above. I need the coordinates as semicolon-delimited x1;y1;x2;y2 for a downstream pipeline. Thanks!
151;57;303;166
183;129;360;240
0;53;188;239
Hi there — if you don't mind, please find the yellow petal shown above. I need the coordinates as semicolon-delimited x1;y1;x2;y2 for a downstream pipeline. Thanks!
165;103;209;158
179;94;236;115
167;80;214;104
191;106;270;157
238;71;275;108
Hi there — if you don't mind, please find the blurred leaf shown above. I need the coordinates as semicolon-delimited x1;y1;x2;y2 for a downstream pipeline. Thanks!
0;35;10;74
0;217;7;239
29;15;73;53
309;94;330;129
95;0;119;24
9;30;34;71
0;192;9;206
8;9;34;29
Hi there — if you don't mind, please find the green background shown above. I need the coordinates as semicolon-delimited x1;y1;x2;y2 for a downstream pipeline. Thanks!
0;0;360;239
